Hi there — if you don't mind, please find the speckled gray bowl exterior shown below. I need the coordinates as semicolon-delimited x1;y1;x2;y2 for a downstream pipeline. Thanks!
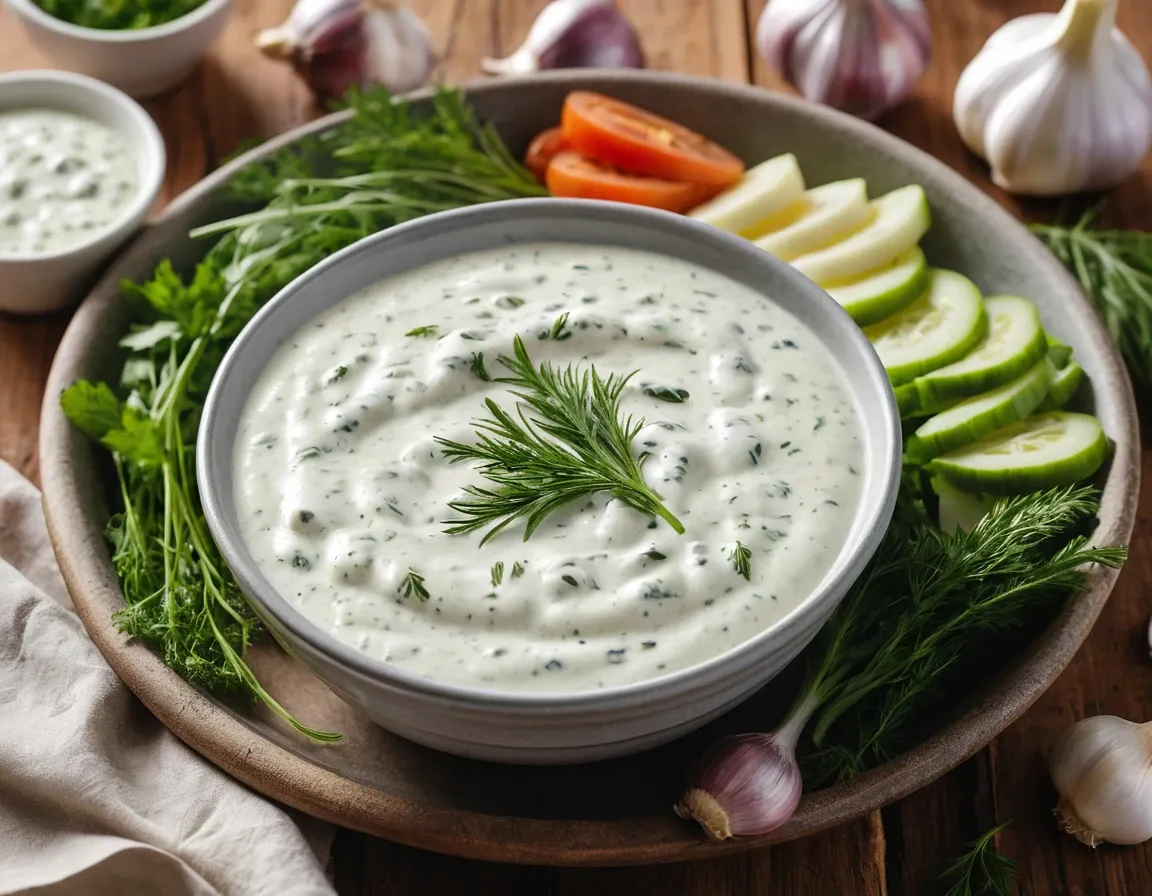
39;70;1139;862
196;198;902;764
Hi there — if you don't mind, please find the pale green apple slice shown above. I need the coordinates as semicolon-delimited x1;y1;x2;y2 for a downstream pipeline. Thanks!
864;268;986;386
791;184;931;285
754;178;873;261
687;153;806;237
825;246;929;326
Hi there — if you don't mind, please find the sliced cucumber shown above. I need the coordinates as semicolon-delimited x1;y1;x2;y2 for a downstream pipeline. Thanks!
932;475;998;533
926;411;1109;495
1047;336;1073;369
1037;360;1085;411
688;154;806;237
905;359;1053;462
865;268;987;386
895;382;922;418
913;295;1047;410
791;185;931;285
755;178;873;261
825;246;929;326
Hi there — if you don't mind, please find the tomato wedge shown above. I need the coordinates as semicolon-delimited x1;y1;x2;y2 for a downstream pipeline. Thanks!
524;126;567;182
546;151;715;213
561;91;745;188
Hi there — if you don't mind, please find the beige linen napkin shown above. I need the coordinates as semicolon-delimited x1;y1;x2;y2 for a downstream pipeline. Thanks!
0;460;337;896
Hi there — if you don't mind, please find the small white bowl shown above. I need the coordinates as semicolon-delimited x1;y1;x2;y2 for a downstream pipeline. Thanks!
4;0;234;98
0;71;166;315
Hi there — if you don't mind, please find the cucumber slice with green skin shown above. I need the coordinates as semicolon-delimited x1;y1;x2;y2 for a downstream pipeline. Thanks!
688;154;806;237
755;178;872;261
926;411;1109;495
931;475;997;534
1046;336;1073;370
905;359;1054;462
913;295;1047;410
826;246;929;326
865;268;987;386
1037;360;1085;411
791;184;931;285
895;382;921;417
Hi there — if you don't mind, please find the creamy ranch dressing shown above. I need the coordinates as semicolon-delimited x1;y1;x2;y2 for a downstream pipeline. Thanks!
234;243;865;693
0;109;139;257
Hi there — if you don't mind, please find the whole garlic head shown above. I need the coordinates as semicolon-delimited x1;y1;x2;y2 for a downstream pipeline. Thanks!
953;0;1152;196
756;0;932;121
1050;715;1152;847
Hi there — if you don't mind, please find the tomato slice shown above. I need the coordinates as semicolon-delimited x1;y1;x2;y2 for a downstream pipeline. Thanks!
546;151;715;214
524;127;567;182
561;91;745;188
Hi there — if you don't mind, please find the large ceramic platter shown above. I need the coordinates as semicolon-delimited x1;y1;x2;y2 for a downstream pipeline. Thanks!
39;70;1139;865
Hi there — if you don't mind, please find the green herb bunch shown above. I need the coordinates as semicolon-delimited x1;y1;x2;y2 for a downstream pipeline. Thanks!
34;0;209;30
60;87;546;738
791;481;1126;784
1032;207;1152;391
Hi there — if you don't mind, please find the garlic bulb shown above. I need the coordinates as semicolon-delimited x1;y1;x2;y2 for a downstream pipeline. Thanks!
1049;715;1152;847
256;0;433;101
953;0;1152;196
482;0;643;76
756;0;931;120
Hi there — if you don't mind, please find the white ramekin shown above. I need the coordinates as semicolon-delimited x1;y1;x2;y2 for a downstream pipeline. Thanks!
4;0;234;98
0;70;166;315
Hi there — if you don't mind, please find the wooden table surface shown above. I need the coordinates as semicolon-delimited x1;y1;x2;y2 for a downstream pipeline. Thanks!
3;1;1151;893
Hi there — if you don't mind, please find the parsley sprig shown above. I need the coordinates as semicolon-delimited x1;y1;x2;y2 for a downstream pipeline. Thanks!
437;326;685;545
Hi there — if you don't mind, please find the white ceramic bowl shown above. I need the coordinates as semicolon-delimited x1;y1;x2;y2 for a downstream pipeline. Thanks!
198;198;902;764
4;0;234;98
0;70;166;315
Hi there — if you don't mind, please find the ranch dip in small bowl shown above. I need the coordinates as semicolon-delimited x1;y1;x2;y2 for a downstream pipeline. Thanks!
199;198;900;763
0;70;165;314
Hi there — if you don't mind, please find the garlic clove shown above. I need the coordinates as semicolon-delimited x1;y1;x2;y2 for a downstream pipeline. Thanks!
675;732;803;840
481;0;644;76
1049;715;1152;847
256;0;434;100
756;0;931;121
953;0;1152;196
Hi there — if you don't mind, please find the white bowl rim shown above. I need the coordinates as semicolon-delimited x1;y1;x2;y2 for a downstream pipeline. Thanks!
0;69;166;263
5;0;233;41
196;196;903;713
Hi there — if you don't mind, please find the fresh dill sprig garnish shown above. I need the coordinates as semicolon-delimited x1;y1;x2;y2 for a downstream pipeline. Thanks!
937;822;1016;896
405;325;439;338
490;561;504;586
436;326;684;545
470;351;491;381
1032;206;1152;390
792;483;1126;784
511;561;525;578
728;541;751;580
399;569;429;601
